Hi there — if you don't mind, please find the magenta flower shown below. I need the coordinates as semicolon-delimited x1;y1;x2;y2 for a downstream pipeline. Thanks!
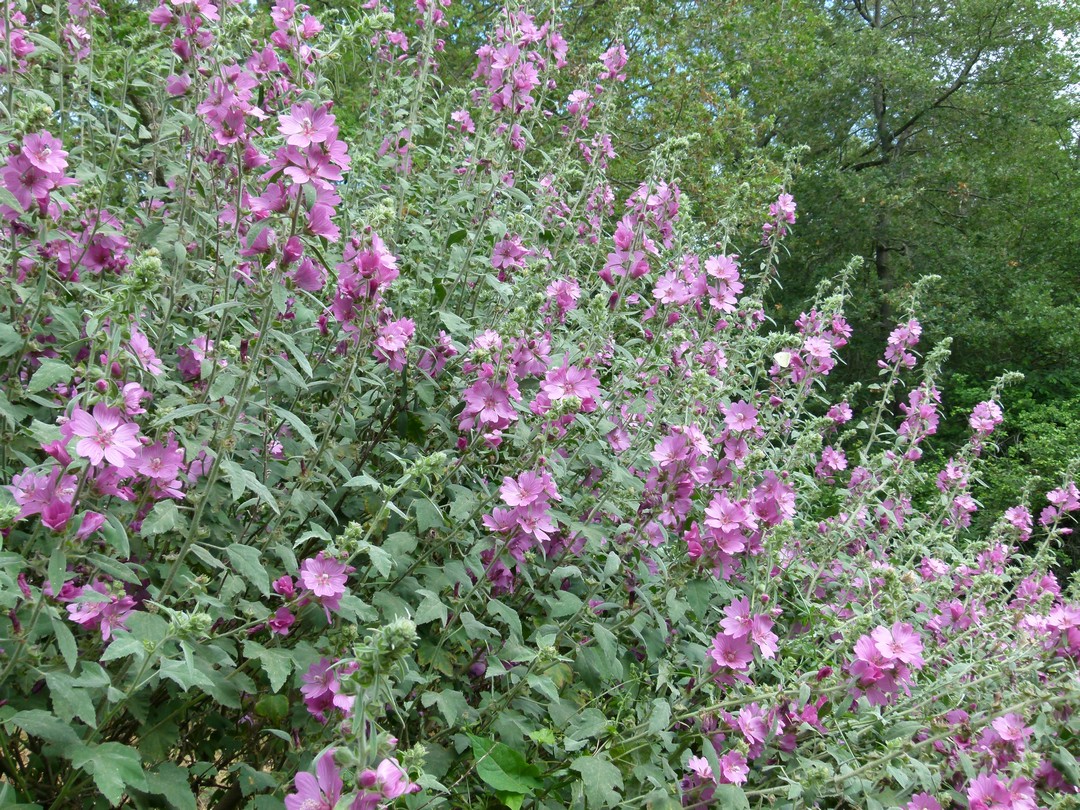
269;607;295;636
69;404;141;468
708;632;754;671
67;582;135;641
300;658;356;721
373;317;415;371
285;749;342;810
22;131;68;175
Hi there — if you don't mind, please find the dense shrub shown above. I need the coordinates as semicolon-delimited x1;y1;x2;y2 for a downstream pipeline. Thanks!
0;1;1078;809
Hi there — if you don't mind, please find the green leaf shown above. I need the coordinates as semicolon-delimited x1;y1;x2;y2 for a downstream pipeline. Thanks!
414;498;445;533
144;763;196;810
711;785;750;809
50;615;78;671
420;689;469;726
486;598;522;641
141;501;180;537
221;459;281;514
438;310;471;336
414;590;448;626
571;755;623;808
28;360;74;394
71;742;147;806
7;710;82;753
226;543;271;596
47;547;67;602
243;640;293;693
884;720;923;741
468;735;542;795
363;543;393;578
45;671;97;727
1053;746;1080;785
271;405;318;450
495;793;525;810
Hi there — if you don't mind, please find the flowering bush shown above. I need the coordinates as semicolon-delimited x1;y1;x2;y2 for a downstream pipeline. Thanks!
0;1;1078;809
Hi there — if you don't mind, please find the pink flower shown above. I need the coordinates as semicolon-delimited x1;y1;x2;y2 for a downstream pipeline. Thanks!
708;632;754;671
990;713;1032;743
871;622;924;667
269;606;296;636
135;439;185;481
969;400;1003;435
718;750;748;785
723;401;758;432
285;749;342;810
373;316;415;371
966;773;1011;810
537;363;601;413
22;131;68;175
127;326;163;376
300;658;356;721
905;794;942;810
278;102;336;149
500;470;559;507
372;758;420;799
685;755;713;782
720;597;753;639
299;552;350;619
69;404;141;468
67;582;135;640
165;73;190;95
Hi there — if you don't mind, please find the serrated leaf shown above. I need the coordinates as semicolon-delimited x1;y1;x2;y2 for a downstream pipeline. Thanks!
28;360;74;394
468;735;542;795
421;689;469;726
243;640;293;693
141;501;179;537
884;720;923;741
7;709;82;752
71;742;147;806
571;755;622;808
225;543;270;596
487;598;522;641
51;615;78;671
145;763;196;810
271;405;318;450
221;459;280;514
45;671;97;727
364;543;393;578
414;498;445;533
438;310;471;335
711;785;750;809
414;590;448;625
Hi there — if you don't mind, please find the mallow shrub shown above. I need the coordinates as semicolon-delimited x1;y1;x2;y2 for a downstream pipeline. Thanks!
0;1;1078;808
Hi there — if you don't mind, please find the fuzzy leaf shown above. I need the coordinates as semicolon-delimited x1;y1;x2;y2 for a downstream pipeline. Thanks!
571;755;623;808
225;543;271;596
71;742;147;806
468;735;542;795
27;360;74;394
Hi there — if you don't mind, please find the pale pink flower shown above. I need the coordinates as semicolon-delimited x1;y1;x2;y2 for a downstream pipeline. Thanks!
69;403;141;467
